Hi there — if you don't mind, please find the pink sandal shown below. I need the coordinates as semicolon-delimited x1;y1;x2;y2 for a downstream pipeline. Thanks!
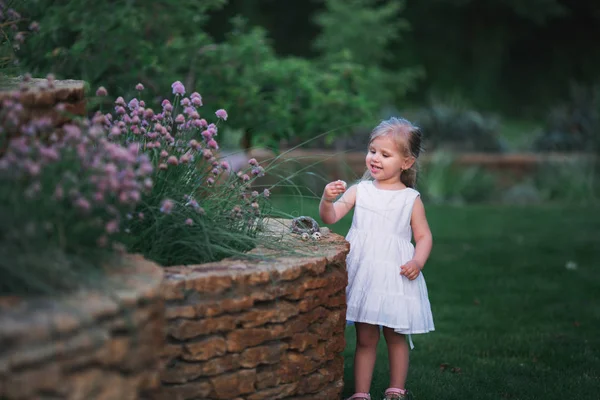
383;388;408;400
346;393;371;400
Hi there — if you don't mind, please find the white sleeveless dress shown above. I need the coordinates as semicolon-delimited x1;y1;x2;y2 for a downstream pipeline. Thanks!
345;181;435;340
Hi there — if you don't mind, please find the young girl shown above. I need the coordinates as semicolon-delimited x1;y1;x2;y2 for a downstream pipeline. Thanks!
319;117;434;400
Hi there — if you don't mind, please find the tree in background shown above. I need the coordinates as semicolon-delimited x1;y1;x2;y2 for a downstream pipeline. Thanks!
313;0;423;110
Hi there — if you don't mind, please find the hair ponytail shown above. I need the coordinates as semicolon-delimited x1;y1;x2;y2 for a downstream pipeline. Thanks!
401;163;418;188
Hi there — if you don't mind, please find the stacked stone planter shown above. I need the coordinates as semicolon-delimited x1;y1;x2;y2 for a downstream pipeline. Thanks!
156;220;350;400
0;255;165;400
0;77;86;155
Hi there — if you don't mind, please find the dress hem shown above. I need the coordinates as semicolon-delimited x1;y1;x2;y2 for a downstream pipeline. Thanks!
346;318;435;334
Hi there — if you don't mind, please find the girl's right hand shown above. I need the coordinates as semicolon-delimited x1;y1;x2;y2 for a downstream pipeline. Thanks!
322;180;347;202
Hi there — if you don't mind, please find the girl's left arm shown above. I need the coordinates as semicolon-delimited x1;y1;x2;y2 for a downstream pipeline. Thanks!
410;196;433;269
400;196;433;280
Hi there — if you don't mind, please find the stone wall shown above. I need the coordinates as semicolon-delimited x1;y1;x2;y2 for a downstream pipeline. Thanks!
155;221;350;400
0;77;86;155
0;255;165;400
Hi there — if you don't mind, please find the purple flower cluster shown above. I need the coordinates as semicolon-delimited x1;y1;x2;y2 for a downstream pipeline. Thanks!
0;86;153;247
101;81;271;228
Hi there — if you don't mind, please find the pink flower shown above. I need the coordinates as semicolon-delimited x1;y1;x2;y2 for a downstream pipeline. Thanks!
175;114;185;124
106;220;119;234
53;185;64;200
159;163;168;170
189;139;200;150
160;199;174;214
29;22;40;32
96;86;108;97
128;98;139;110
192;96;202;107
75;197;91;212
207;177;215;186
143;178;153;190
220;161;230;170
215;109;228;121
144;108;154;119
167;156;179;166
263;189;271;198
248;158;258;166
129;191;141;202
135;83;145;91
25;161;40;176
252;166;265;177
180;153;192;164
181;98;191;107
171;81;185;96
38;146;58;161
185;218;193;226
207;139;218;150
160;150;169;158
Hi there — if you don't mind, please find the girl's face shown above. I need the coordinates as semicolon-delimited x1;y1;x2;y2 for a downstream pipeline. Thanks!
366;134;413;187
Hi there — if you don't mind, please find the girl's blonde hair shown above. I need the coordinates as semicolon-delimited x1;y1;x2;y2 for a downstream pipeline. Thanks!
362;117;423;188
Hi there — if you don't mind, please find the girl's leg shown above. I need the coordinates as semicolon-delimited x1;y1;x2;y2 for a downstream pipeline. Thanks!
353;322;381;393
382;327;409;390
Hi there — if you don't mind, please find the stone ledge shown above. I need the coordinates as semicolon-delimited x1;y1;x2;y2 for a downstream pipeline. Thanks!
0;255;165;400
154;219;350;400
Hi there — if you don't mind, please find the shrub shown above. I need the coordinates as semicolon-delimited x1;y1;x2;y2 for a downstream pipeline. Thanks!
413;103;505;153
100;81;272;266
532;83;600;153
0;81;152;295
418;152;497;204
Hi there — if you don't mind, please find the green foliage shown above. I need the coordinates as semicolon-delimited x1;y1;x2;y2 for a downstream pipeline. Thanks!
313;0;422;109
533;158;599;203
418;152;497;204
314;0;408;66
195;18;378;149
533;83;600;153
20;0;225;98
430;0;566;23
413;102;505;152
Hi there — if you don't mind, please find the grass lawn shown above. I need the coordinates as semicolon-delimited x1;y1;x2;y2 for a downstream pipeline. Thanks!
271;195;600;400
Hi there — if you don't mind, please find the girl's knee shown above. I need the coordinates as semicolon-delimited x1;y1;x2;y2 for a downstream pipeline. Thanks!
382;327;406;344
356;324;381;347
